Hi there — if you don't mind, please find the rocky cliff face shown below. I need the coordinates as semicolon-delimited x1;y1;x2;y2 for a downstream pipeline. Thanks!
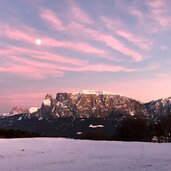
5;91;171;120
145;97;171;120
40;91;147;119
9;107;29;116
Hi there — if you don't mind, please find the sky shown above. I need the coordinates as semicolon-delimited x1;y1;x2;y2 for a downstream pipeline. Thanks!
0;0;171;113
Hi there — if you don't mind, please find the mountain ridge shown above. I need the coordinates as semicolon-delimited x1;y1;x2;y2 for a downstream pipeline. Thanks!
4;91;171;118
0;91;171;142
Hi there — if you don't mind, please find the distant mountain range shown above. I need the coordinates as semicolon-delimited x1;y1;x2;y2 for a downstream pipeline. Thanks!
0;90;171;142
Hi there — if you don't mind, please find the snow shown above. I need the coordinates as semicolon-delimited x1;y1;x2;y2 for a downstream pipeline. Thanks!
2;113;9;116
89;124;104;128
18;117;22;121
43;99;51;106
130;111;135;116
77;132;82;135
0;138;171;171
78;90;99;94
29;107;38;114
76;90;116;95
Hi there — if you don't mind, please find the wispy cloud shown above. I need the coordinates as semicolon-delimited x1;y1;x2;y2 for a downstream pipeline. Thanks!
39;6;143;61
147;0;171;29
40;9;64;30
0;44;137;79
68;0;93;24
101;17;153;50
42;37;106;55
0;59;64;79
130;0;171;33
0;23;106;56
160;45;167;50
116;31;152;50
2;46;87;65
0;24;35;44
71;23;143;61
0;1;157;80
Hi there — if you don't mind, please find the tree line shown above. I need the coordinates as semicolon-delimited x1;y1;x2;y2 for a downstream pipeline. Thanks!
117;114;171;142
0;128;40;138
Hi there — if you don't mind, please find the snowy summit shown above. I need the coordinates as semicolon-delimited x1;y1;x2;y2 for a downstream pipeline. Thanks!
76;90;116;95
43;99;51;106
29;107;39;114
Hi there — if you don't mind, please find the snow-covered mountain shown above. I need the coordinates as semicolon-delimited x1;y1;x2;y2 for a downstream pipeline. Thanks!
0;91;171;142
75;90;117;95
145;97;171;118
39;92;147;119
9;107;29;116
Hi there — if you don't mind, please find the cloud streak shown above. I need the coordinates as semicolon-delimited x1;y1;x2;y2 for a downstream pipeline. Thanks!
0;23;106;56
40;9;64;30
71;23;143;61
130;0;171;33
39;6;143;61
68;0;93;24
0;45;135;79
0;2;153;81
101;17;153;50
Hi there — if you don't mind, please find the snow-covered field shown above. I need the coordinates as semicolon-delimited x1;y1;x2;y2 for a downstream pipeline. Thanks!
0;138;170;171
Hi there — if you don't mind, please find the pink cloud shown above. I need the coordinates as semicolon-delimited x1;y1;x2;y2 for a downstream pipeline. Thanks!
82;64;126;72
0;60;129;79
1;37;137;79
40;9;64;30
0;24;35;44
116;31;152;50
0;45;135;79
130;7;144;24
130;0;171;33
2;21;142;61
99;34;142;61
101;17;153;50
39;8;142;61
0;47;69;79
56;63;127;72
9;54;127;73
39;9;105;55
1;23;105;56
39;1;93;27
6;46;87;66
42;37;106;55
0;62;64;79
146;0;171;28
67;22;143;61
85;29;143;61
68;0;93;24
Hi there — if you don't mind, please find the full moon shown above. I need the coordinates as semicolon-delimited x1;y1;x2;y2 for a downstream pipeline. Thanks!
35;39;42;45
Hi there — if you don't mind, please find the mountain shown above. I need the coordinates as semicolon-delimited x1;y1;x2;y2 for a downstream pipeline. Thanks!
40;91;147;119
9;106;29;116
0;90;171;142
145;97;171;119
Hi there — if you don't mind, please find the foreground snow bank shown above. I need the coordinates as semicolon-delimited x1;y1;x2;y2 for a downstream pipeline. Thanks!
0;138;170;171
